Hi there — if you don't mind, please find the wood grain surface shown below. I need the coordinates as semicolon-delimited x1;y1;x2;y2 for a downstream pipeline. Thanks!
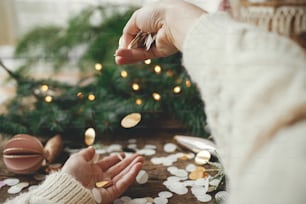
0;124;222;204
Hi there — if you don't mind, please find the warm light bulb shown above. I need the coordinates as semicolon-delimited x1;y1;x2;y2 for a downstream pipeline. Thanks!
95;63;103;71
173;86;182;94
121;70;128;78
166;70;174;77
185;80;191;87
88;94;96;101
132;83;140;91
176;78;183;83
77;92;84;99
45;95;53;103
135;98;143;105
144;59;151;64
40;84;49;92
152;92;161;101
154;65;162;74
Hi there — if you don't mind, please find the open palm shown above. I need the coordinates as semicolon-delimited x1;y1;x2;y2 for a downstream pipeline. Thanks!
61;147;144;204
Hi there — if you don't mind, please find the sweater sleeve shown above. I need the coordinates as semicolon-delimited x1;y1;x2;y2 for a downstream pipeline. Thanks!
5;172;95;204
183;12;306;203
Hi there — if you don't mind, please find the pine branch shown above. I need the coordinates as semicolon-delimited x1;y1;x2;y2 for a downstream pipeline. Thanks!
0;59;20;80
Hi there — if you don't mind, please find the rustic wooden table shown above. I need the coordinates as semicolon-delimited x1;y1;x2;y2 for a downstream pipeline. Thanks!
0;124;223;204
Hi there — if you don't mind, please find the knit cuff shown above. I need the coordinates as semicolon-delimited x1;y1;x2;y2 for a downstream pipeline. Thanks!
33;172;95;204
183;12;238;70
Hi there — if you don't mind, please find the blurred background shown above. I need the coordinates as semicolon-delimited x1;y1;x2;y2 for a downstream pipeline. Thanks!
0;0;220;138
0;0;220;103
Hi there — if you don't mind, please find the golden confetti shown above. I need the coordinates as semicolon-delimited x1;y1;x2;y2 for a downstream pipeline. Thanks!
95;180;113;188
84;128;96;146
121;113;141;128
189;166;207;180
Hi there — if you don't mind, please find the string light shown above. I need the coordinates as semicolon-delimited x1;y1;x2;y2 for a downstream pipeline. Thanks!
95;63;103;71
132;83;140;91
173;86;182;94
77;92;84;99
40;84;49;92
144;59;151;64
154;65;162;74
45;95;53;103
166;70;174;77
176;78;183;83
88;93;96;101
185;80;191;87
121;70;128;78
135;98;143;105
152;92;161;101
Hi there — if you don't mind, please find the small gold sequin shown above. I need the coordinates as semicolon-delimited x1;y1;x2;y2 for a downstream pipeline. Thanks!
95;180;113;188
84;128;96;146
189;166;207;180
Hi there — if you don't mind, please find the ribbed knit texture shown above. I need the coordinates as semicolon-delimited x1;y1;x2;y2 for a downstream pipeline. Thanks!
5;173;95;204
183;12;306;204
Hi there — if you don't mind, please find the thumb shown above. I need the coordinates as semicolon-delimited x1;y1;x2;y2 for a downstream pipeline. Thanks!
79;146;96;161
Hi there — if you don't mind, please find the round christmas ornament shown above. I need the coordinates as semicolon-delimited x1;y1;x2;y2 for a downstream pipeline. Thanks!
234;0;306;49
43;134;63;163
3;134;63;174
3;134;44;174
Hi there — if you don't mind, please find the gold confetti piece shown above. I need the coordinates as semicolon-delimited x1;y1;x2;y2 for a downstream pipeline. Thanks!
189;170;204;180
121;113;141;128
189;166;208;180
128;32;156;50
84;128;96;146
195;166;206;172
179;153;192;160
95;180;113;188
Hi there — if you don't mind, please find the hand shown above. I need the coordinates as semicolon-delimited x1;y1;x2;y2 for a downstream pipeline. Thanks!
218;0;231;12
61;146;144;204
115;0;204;65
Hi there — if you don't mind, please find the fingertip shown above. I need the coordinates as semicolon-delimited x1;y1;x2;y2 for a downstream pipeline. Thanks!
135;154;144;162
114;54;124;65
87;145;96;153
80;146;96;161
135;161;144;170
118;36;124;48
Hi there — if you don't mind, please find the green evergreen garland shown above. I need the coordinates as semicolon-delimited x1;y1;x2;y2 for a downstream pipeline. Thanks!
0;5;208;140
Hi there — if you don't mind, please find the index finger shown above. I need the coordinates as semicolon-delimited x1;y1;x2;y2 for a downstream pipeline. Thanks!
96;153;125;171
120;12;140;49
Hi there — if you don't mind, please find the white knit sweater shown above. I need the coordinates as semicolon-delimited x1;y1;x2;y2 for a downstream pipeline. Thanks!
183;12;306;204
5;173;95;204
5;12;306;204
